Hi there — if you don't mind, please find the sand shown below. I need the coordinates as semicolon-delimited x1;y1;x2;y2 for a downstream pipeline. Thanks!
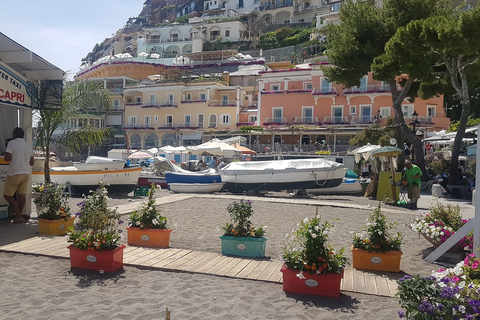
0;190;472;319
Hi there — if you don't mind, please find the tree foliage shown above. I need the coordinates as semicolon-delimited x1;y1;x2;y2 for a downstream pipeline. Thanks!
349;118;397;147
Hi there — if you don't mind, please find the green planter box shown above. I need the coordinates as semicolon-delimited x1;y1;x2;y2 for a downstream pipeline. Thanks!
220;235;267;258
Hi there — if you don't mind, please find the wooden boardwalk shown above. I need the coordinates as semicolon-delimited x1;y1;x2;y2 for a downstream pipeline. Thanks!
0;193;406;298
0;234;401;297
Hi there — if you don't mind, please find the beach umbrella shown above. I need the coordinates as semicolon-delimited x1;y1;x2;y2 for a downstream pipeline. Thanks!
150;53;161;59
231;143;256;155
372;146;403;157
188;139;240;156
352;143;380;163
128;150;154;159
138;52;149;57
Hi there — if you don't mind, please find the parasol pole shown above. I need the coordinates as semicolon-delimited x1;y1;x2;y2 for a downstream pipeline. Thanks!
390;156;397;202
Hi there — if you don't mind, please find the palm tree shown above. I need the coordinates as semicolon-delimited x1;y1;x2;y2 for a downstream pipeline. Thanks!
35;80;111;183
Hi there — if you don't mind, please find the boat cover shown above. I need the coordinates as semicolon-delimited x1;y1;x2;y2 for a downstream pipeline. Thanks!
220;158;344;174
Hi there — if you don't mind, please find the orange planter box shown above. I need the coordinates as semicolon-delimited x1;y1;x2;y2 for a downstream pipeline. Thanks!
68;244;126;272
38;216;75;236
351;246;402;272
126;227;172;248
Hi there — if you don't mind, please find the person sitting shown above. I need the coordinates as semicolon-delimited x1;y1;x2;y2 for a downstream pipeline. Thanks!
422;174;442;192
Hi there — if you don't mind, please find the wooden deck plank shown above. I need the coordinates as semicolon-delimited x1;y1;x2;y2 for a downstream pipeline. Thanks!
341;267;354;292
176;252;216;271
11;237;64;253
123;247;153;264
223;259;251;278
162;251;204;269
385;273;400;297
353;269;366;293
364;272;378;295
267;262;283;283
150;250;192;269
235;260;261;279
192;254;226;274
203;256;234;275
376;275;392;297
35;241;69;255
181;252;220;271
127;248;167;265
0;237;50;251
245;260;271;280
257;261;283;282
214;257;243;276
149;249;184;268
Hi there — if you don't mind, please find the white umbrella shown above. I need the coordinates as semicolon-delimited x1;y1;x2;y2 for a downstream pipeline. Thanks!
138;52;149;57
352;143;381;163
128;150;154;159
159;145;188;154
150;53;161;59
188;139;240;156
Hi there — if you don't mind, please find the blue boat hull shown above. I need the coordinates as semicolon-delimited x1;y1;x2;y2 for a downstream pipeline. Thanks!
165;172;222;185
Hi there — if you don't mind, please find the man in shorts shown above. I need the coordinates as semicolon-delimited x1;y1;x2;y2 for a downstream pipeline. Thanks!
3;127;34;223
403;159;422;210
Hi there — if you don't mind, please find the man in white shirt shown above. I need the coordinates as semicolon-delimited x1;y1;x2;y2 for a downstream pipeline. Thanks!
3;127;34;223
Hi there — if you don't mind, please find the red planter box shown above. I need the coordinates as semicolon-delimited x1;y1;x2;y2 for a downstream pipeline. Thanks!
68;245;126;273
281;266;343;298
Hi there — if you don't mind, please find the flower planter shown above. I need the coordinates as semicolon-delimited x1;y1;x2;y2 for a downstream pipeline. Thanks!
421;233;465;253
281;265;343;298
351;246;402;272
126;227;172;248
68;245;126;272
38;216;75;236
220;235;267;258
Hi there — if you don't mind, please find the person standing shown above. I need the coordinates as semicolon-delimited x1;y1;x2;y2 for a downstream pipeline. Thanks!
361;162;370;178
403;160;422;209
3;127;34;223
208;157;217;169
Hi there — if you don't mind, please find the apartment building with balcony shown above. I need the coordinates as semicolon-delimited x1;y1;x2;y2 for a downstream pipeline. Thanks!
257;62;449;152
122;80;246;148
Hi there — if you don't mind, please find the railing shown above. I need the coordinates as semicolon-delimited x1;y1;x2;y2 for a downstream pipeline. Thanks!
311;87;338;95
181;99;207;104
208;100;237;107
350;115;374;124
263;117;289;125
122;123;155;130
292;116;319;124
259;1;292;10
322;116;350;124
157;122;200;129
343;84;391;94
418;116;434;124
145;37;193;44
284;89;312;94
236;122;256;127
141;101;177;108
125;102;142;106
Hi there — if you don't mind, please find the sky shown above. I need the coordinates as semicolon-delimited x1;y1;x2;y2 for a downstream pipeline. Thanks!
1;0;144;79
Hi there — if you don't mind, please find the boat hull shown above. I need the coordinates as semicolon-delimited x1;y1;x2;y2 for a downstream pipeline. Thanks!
32;167;142;195
169;182;225;193
165;171;221;184
137;175;168;189
307;178;368;194
220;159;346;192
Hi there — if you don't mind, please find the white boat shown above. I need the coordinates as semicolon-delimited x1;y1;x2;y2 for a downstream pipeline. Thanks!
168;182;225;193
32;166;142;195
219;159;347;193
73;156;125;171
306;178;370;195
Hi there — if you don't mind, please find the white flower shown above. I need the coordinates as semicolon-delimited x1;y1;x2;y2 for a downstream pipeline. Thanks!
296;272;306;280
311;233;317;238
136;221;141;226
303;217;309;223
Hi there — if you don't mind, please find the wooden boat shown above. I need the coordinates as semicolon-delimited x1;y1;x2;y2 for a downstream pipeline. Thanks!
32;166;142;195
168;182;225;193
219;159;347;193
72;156;125;171
165;168;221;185
137;156;178;189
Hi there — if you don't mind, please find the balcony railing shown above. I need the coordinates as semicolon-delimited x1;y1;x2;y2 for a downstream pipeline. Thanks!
145;37;193;44
343;84;391;94
181;99;207;104
263;117;289;125
125;102;142;106
259;1;292;10
122;123;155;130
157;123;199;129
285;89;312;94
141;101;177;108
293;116;320;124
208;100;237;107
322;116;350;124
236;122;256;127
311;87;338;95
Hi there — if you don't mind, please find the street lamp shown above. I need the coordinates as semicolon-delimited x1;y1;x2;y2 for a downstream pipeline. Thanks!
410;111;419;160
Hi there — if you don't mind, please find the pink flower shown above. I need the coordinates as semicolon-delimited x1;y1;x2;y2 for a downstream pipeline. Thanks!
452;276;460;282
472;261;479;269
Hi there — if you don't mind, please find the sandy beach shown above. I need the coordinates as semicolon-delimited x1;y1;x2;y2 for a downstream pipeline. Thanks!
0;190;474;319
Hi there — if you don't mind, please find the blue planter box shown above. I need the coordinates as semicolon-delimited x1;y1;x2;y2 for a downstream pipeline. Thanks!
220;235;267;258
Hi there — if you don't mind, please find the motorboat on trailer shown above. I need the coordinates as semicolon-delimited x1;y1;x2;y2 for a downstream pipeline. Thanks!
219;158;347;193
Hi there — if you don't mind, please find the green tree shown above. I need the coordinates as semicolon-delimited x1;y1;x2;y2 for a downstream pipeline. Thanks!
35;80;111;183
323;0;448;176
376;5;480;184
350;118;397;147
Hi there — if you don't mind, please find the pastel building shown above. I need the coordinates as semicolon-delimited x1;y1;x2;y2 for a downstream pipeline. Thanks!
257;62;449;152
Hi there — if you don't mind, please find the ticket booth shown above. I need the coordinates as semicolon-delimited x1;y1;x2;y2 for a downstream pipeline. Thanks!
0;33;63;218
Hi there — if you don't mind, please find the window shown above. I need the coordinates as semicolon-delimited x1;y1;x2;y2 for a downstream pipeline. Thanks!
321;78;331;93
184;114;191;126
166;93;174;105
198;114;204;128
359;77;367;91
199;92;206;101
225;30;230;37
249;115;257;123
427;105;436;117
332;106;343;123
360;105;371;122
114;99;120;110
166;115;173;127
271;84;280;91
185;93;191;101
381;81;391;91
135;96;141;103
209;114;217;128
273;108;283;122
221;95;229;106
128;116;137;125
402;105;414;118
149;94;156;104
220;114;231;124
302;107;313;123
380;107;391;118
303;83;312;90
350;105;356;114
144;116;151;126
154;115;159;122
331;1;342;12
